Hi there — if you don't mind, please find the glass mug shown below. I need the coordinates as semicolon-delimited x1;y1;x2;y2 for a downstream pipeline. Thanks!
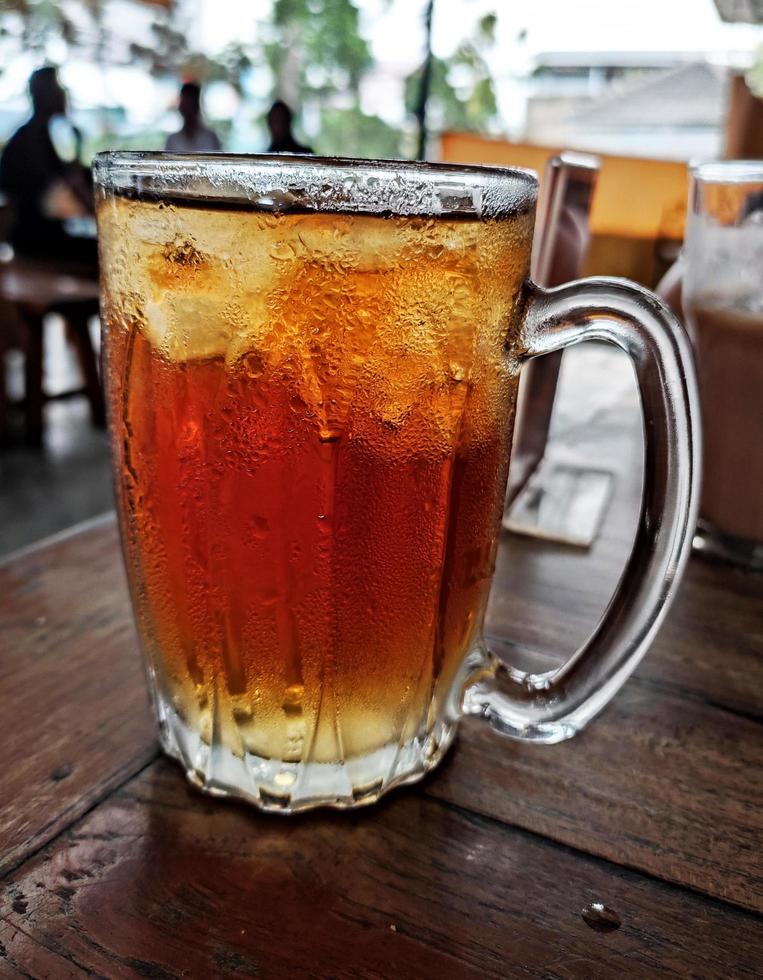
684;160;763;570
94;153;699;813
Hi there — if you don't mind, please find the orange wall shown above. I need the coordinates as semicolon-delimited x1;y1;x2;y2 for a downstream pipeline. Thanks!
440;132;689;242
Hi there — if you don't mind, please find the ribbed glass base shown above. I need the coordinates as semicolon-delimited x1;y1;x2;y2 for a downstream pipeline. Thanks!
155;693;458;813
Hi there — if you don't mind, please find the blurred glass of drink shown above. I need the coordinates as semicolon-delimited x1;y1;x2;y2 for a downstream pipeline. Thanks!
684;161;763;570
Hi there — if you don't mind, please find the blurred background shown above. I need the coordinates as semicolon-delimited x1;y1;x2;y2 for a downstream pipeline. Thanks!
1;0;763;556
1;0;760;162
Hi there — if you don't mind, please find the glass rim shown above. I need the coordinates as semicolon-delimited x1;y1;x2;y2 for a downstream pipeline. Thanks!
689;158;763;184
92;150;538;219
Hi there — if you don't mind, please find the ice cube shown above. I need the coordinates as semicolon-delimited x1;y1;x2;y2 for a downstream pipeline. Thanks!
98;196;283;363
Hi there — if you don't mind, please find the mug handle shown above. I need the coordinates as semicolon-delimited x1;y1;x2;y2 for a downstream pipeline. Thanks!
462;277;701;743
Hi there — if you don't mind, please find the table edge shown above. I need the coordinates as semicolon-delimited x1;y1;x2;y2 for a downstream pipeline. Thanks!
0;510;116;569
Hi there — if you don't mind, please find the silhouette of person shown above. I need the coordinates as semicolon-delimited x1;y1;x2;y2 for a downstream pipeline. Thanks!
0;66;96;267
165;81;222;153
266;100;313;154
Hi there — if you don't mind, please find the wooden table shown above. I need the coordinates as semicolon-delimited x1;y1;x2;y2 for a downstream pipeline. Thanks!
1;349;762;978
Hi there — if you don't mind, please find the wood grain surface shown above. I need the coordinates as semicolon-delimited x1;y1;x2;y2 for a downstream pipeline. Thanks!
489;508;763;722
0;516;155;878
1;509;761;976
1;347;762;977
2;761;762;980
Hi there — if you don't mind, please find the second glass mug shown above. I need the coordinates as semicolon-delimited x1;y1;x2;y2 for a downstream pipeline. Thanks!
683;160;763;569
94;153;699;813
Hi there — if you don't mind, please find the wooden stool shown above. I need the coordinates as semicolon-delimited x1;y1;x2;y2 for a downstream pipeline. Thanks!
0;258;104;447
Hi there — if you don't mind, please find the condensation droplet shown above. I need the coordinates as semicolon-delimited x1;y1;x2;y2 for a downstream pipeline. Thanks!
250;516;270;540
581;902;621;933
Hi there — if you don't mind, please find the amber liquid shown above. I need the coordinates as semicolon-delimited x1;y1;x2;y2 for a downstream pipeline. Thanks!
688;302;763;544
98;195;532;764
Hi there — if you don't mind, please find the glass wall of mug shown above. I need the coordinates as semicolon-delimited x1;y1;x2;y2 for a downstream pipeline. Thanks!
95;152;698;813
684;160;763;570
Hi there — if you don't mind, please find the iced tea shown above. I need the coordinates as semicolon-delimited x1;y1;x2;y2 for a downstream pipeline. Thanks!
98;192;532;768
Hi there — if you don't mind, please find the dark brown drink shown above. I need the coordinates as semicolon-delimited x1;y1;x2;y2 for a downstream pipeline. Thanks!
687;301;763;545
98;194;532;766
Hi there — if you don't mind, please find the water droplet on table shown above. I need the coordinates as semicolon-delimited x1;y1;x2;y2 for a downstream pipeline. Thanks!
581;902;621;933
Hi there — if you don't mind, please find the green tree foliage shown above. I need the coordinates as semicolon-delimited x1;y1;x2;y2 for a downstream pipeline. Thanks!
315;105;401;158
2;0;502;157
747;44;763;98
258;0;400;156
129;33;252;93
1;0;104;60
1;0;251;91
265;0;373;100
405;11;498;134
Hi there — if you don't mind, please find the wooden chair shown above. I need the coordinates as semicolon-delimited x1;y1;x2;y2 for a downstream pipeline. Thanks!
0;198;17;445
0;257;104;447
506;152;600;502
